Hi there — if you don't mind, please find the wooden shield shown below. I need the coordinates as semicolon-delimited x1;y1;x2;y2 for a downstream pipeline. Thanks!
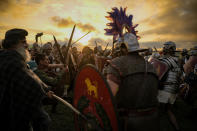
73;64;119;131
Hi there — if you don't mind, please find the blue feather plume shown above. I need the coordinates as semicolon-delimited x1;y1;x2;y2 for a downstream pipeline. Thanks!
104;7;139;41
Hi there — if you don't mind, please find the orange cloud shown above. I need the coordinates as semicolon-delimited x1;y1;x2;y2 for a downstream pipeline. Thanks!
51;16;97;32
0;0;42;18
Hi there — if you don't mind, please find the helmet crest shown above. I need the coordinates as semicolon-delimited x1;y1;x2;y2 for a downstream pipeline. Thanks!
104;7;139;42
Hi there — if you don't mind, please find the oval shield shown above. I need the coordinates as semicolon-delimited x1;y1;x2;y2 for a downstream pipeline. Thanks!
73;64;119;131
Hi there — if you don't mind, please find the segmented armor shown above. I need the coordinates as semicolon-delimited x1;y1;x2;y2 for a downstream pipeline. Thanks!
160;56;181;94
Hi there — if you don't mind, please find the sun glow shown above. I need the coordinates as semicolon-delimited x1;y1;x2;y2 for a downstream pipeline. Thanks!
73;29;92;46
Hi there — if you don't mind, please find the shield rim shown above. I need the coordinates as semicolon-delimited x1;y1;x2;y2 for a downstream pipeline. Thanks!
73;64;120;130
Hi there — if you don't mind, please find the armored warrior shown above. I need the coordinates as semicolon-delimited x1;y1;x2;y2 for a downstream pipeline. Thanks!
105;7;159;131
183;46;197;119
157;41;181;131
184;46;197;75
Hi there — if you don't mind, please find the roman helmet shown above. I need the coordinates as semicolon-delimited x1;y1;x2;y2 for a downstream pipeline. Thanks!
104;7;146;55
162;41;176;55
188;45;197;56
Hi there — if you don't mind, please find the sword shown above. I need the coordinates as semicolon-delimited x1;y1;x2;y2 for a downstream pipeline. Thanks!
52;94;104;131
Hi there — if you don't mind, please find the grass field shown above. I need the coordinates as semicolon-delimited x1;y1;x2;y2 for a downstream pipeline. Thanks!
44;96;197;131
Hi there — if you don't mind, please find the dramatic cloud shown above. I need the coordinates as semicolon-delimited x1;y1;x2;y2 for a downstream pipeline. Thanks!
140;0;197;41
51;16;97;32
0;25;10;30
51;16;74;28
0;0;42;18
0;0;12;13
0;0;196;49
0;23;64;46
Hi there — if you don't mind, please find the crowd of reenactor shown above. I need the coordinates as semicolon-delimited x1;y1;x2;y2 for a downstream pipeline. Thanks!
0;7;197;131
27;31;197;130
0;27;197;131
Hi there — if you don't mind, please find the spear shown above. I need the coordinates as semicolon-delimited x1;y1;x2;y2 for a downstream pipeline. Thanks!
64;24;76;64
112;35;115;53
52;94;86;120
111;36;117;57
94;41;98;54
71;31;91;46
53;35;65;65
95;41;98;48
154;46;158;52
70;50;78;71
103;42;109;54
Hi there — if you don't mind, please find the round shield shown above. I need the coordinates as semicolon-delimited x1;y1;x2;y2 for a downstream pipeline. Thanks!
73;64;119;131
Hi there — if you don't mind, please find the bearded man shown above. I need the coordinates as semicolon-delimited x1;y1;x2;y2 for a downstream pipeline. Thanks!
0;28;52;131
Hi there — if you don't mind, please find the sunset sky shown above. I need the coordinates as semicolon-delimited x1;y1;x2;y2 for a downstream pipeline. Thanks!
0;0;196;50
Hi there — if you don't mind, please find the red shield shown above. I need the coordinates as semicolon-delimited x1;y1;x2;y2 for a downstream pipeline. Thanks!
148;57;169;80
73;65;119;131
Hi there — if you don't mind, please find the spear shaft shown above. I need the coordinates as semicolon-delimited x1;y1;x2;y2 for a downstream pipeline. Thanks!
104;42;109;53
64;25;76;64
71;31;91;46
95;41;98;48
154;46;158;52
53;35;65;65
52;94;104;130
52;94;87;120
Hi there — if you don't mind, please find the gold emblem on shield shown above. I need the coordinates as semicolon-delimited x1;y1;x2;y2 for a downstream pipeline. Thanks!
85;78;98;98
